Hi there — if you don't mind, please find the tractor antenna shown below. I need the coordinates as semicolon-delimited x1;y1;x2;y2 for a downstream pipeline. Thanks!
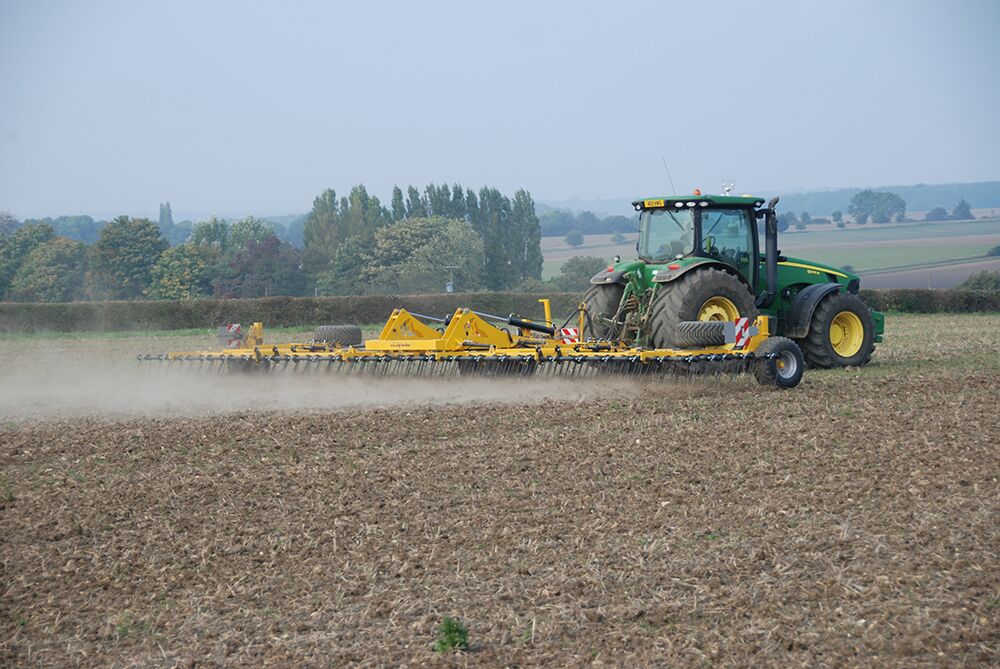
661;156;677;195
721;180;735;195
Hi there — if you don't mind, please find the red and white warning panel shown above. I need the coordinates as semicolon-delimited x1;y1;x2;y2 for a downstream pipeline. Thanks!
723;317;757;349
217;323;244;348
734;317;751;348
559;327;580;344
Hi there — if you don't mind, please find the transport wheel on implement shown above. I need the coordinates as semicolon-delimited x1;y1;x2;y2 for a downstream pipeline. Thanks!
581;283;625;340
649;268;758;349
800;292;875;368
314;324;363;347
753;337;804;389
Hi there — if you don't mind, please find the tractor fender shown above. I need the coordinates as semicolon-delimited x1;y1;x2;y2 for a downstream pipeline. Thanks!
652;259;752;291
784;283;841;338
590;269;628;285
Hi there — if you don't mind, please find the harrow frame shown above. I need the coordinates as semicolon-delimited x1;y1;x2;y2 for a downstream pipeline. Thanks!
142;304;804;388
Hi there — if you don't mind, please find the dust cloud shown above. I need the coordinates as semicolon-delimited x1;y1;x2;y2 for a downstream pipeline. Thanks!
0;349;615;420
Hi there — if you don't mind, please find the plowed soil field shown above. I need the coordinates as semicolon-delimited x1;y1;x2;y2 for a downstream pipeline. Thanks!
2;314;999;667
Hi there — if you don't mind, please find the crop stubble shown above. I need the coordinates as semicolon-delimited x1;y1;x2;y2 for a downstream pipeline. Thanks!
1;314;999;666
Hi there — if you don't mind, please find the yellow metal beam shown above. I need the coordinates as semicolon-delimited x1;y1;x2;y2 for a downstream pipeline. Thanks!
364;308;516;352
160;310;777;363
372;309;441;342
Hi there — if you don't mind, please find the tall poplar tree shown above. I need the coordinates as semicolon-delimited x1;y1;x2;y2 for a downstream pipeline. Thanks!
405;186;427;218
391;186;406;221
302;188;342;278
450;183;467;219
512;189;543;280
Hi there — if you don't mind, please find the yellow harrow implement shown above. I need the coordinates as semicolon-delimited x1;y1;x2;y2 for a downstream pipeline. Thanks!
141;299;805;388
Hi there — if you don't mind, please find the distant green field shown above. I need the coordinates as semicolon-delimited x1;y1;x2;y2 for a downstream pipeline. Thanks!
782;244;987;272
773;218;999;272
541;233;638;279
541;218;1000;278
782;219;999;245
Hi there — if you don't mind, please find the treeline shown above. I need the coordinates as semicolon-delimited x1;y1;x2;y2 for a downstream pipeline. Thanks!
156;204;308;248
0;215;297;302
774;193;979;232
304;183;542;294
538;209;638;237
8;207;309;249
0;183;544;302
776;181;1000;217
540;190;977;242
922;199;975;222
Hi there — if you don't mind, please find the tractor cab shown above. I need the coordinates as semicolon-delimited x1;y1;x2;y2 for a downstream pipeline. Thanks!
634;194;764;294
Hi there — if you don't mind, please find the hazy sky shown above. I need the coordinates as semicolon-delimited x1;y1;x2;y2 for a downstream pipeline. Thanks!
2;0;998;220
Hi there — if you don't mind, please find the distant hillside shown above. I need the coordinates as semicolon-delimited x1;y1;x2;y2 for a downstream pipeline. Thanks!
537;198;633;217
541;181;1000;218
263;213;308;228
15;213;308;248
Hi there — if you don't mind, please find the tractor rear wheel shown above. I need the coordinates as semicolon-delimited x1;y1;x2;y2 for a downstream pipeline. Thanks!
581;283;625;341
800;292;875;368
648;268;758;349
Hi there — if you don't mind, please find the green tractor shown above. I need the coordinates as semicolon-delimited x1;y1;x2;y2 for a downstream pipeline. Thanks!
582;193;884;367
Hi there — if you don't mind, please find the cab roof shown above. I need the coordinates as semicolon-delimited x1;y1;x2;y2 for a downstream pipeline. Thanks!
632;194;766;210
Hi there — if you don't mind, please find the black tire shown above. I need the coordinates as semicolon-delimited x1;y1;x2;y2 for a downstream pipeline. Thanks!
649;268;758;349
314;324;363;346
673;320;727;348
800;292;875;368
581;283;625;341
753;336;804;389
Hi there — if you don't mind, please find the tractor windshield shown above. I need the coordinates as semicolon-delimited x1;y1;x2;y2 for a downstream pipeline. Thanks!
638;208;694;261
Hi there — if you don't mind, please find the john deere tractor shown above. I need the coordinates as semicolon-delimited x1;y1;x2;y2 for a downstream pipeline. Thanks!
582;193;884;367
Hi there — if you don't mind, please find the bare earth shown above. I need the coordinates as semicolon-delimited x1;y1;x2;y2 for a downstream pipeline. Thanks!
2;314;999;667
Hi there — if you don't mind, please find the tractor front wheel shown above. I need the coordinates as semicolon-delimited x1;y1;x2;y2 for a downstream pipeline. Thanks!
649;268;758;349
581;283;625;341
800;292;875;368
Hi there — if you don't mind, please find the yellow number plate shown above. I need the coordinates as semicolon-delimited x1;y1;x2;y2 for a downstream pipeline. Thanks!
643;199;665;208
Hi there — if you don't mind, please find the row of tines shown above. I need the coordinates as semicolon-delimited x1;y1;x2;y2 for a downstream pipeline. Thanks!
139;352;772;377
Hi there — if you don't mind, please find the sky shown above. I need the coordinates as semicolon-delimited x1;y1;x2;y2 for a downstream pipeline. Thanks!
1;0;999;220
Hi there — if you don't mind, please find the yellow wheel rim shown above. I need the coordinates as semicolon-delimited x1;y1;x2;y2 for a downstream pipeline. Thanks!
830;310;864;357
698;296;740;322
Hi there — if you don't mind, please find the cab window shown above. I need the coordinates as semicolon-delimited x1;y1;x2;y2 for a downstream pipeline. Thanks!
700;208;753;278
638;208;694;261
